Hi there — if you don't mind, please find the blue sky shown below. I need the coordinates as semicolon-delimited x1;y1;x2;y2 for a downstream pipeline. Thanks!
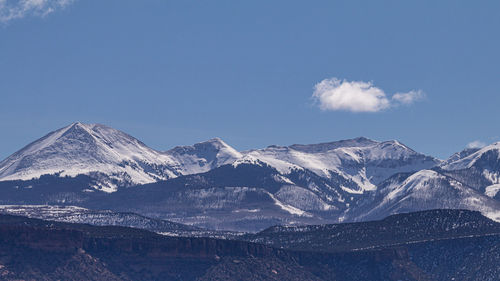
0;0;499;160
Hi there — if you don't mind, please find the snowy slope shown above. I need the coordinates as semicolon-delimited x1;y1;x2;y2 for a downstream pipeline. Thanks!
243;138;440;193
441;142;500;171
355;170;500;222
164;138;242;175
0;124;439;196
0;123;181;192
3;122;500;232
0;123;243;192
438;143;500;198
441;147;481;167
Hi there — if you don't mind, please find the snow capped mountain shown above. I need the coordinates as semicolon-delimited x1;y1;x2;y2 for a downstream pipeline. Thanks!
165;137;242;175
441;142;500;171
442;147;481;166
0;123;242;192
356;169;500;222
243;138;440;193
0;123;440;195
0;122;180;192
1;122;500;231
437;142;500;199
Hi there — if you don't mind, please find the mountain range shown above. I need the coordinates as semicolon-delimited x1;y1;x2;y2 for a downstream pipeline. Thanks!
1;122;500;231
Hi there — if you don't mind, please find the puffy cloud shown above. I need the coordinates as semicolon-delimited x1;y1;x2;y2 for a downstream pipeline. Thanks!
312;77;424;113
312;78;390;113
466;140;486;149
0;0;74;23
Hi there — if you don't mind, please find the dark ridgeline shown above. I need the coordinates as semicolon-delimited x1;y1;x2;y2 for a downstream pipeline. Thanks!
0;209;499;281
243;209;500;252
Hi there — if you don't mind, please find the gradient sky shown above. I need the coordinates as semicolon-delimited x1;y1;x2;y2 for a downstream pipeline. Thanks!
1;0;499;160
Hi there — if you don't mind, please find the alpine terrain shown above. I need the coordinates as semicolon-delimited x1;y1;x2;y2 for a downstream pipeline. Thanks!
0;122;500;231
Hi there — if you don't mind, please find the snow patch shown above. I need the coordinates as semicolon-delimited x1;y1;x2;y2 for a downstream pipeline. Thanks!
485;184;500;198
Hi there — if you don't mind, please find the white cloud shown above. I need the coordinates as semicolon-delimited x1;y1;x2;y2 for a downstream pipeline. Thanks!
466;140;486;149
312;77;424;113
312;78;390;113
392;90;425;105
0;0;74;23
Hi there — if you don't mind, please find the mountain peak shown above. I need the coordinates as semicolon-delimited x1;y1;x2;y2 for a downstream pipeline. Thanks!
167;137;235;153
288;137;378;153
0;123;179;191
353;136;376;142
443;147;481;166
66;121;96;130
197;137;230;148
70;121;85;127
165;138;242;175
442;141;500;170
